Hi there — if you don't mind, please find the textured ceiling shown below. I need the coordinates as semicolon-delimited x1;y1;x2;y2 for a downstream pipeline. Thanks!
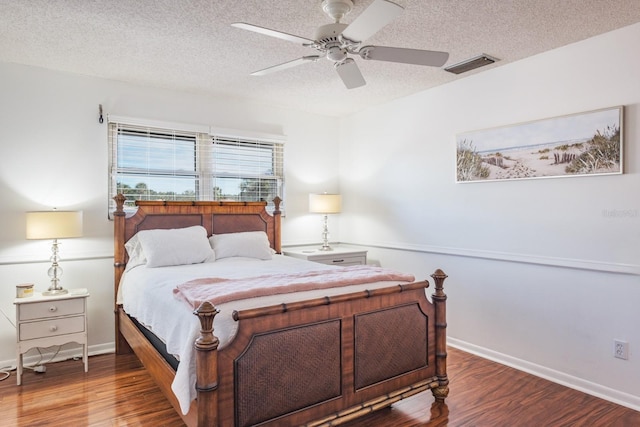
1;0;639;117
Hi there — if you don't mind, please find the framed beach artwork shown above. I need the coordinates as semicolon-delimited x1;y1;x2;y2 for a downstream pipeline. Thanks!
456;106;623;183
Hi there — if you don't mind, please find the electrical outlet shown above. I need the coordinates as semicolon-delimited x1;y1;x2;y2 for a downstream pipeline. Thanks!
614;340;629;360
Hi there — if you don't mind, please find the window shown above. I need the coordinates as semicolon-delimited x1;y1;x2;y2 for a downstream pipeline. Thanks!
108;121;284;217
209;135;284;205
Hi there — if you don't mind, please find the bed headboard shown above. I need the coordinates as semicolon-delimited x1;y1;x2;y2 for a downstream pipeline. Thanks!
113;194;282;303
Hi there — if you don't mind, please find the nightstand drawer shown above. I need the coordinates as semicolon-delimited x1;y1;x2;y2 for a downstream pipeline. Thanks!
316;255;365;266
19;315;85;340
18;298;85;321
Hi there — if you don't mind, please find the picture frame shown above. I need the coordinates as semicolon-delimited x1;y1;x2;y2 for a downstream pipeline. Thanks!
456;106;623;183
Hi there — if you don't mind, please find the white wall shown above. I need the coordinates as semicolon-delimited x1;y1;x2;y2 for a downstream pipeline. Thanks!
0;62;341;366
339;23;640;410
2;20;638;413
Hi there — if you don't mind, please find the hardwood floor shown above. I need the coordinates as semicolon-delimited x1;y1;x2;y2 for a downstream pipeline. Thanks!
0;347;638;426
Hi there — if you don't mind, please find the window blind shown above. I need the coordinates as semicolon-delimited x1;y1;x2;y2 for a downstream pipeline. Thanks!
209;135;284;205
108;121;285;217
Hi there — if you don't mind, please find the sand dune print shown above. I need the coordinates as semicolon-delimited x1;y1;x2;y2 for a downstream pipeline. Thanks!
456;108;622;182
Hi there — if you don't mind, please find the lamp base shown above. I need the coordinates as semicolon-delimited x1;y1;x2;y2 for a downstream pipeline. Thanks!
43;288;68;296
44;239;68;296
318;214;334;251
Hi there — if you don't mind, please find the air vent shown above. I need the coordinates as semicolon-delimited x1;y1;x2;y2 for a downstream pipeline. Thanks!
445;54;498;74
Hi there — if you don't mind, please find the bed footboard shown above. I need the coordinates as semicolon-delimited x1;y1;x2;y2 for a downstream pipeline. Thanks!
193;271;448;427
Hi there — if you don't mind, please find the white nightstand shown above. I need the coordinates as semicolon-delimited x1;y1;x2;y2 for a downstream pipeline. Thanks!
14;290;89;385
283;246;367;266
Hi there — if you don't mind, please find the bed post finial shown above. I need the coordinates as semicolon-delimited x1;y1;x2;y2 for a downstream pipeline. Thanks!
272;196;282;214
432;269;447;297
114;193;126;214
194;301;220;348
431;269;449;402
194;301;220;426
272;197;282;254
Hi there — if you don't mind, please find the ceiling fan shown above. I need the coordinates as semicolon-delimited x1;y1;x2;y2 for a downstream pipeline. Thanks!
232;0;449;89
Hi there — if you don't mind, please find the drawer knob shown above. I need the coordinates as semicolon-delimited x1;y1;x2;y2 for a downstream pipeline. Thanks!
49;306;58;312
49;325;58;332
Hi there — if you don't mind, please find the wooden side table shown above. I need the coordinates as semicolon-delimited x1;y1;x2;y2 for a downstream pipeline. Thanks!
14;291;89;385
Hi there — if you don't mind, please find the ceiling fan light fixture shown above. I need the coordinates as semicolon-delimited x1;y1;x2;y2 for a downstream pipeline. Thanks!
327;45;347;62
444;54;499;74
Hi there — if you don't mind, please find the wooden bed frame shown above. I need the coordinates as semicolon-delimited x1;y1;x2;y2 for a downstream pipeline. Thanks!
113;194;449;427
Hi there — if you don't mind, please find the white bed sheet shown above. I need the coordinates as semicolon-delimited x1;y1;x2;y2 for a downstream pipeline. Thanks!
119;254;416;415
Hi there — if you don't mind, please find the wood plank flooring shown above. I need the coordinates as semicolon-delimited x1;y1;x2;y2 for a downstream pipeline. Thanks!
0;347;638;426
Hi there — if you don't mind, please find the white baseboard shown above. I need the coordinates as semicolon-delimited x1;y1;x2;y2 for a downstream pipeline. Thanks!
0;342;115;374
448;337;640;412
87;342;116;356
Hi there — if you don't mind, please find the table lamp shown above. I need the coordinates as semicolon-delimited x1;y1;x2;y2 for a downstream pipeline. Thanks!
26;210;83;295
309;193;341;251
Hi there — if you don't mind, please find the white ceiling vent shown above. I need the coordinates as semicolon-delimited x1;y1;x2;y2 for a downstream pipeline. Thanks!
445;54;499;74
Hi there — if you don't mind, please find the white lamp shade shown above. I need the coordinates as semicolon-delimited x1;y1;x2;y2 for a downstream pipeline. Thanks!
26;211;83;240
309;194;341;214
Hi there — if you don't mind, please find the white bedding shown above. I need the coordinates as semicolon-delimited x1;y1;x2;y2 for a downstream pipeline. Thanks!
118;254;416;415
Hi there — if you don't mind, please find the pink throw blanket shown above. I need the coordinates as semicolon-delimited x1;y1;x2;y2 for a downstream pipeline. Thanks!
173;266;415;310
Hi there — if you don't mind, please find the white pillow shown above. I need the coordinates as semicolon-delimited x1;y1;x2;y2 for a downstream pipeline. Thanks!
209;231;272;260
135;226;215;268
124;234;146;271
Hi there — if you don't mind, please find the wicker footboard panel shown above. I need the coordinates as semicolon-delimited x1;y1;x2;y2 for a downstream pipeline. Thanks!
354;303;428;390
235;320;342;427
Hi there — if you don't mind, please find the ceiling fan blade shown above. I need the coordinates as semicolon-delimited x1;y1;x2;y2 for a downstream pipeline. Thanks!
335;58;366;89
251;56;321;76
359;46;449;67
232;22;313;45
341;0;403;43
